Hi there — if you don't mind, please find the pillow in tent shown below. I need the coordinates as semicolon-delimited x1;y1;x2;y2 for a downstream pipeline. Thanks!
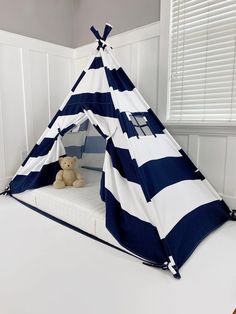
80;122;106;171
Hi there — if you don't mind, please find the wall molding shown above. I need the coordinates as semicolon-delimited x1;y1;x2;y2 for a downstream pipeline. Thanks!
0;29;73;57
0;176;11;192
167;123;236;136
220;194;236;209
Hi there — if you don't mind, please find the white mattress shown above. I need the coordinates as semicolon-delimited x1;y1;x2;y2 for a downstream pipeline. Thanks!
15;168;122;249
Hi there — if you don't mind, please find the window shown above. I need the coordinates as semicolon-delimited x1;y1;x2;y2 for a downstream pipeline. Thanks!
129;114;153;136
168;0;236;122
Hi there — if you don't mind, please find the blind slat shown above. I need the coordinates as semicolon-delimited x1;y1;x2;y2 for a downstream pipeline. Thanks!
172;4;236;25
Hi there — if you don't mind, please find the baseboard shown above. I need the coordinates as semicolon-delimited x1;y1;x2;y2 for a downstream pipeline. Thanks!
220;194;236;210
0;177;11;192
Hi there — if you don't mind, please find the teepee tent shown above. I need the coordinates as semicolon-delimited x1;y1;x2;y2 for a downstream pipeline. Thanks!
6;24;233;278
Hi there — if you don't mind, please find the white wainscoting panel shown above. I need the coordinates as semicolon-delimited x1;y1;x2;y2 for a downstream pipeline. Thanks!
0;44;27;182
174;135;189;154
136;37;159;111
224;137;236;198
48;55;72;119
0;30;73;191
29;51;49;141
198;136;227;194
170;128;236;208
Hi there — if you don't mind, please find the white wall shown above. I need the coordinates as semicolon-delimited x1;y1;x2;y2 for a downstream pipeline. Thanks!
0;22;236;208
0;30;74;191
0;0;74;47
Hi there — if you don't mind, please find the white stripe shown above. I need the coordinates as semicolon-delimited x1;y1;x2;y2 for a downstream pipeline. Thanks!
37;113;85;144
84;113;129;150
163;129;181;151
74;67;110;94
85;111;117;140
103;153;160;229
18;139;65;176
111;89;149;113
86;122;100;136
151;179;220;238
101;49;120;70
128;134;182;167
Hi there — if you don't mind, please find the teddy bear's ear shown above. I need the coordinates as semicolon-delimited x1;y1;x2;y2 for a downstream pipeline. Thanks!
59;157;64;166
72;156;77;163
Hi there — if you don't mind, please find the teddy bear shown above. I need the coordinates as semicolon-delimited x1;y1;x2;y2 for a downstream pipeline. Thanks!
53;156;85;189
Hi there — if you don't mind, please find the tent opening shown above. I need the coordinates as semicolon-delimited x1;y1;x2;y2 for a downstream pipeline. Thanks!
62;118;106;172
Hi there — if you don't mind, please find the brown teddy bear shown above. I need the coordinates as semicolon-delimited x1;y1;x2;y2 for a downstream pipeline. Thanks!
53;156;85;189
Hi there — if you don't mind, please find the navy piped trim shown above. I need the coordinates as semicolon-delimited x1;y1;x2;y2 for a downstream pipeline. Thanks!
71;71;86;92
179;149;198;172
11;195;159;267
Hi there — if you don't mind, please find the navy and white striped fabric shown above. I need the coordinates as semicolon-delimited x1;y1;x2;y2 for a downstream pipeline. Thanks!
9;24;231;278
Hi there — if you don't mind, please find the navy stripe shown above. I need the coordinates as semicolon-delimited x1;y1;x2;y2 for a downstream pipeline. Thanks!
56;93;117;118
10;161;61;194
89;57;104;69
59;124;76;136
100;171;105;201
179;149;197;172
71;71;86;92
139;157;203;200
82;102;117;118
83;136;106;153
104;188;167;265
107;140;204;201
54;93;114;118
165;200;230;268
22;138;56;166
105;67;135;92
48;96;163;125
106;140;139;183
68;92;113;105
146;109;166;134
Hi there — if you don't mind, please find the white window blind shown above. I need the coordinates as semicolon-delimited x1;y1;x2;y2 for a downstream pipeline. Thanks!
169;0;236;122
